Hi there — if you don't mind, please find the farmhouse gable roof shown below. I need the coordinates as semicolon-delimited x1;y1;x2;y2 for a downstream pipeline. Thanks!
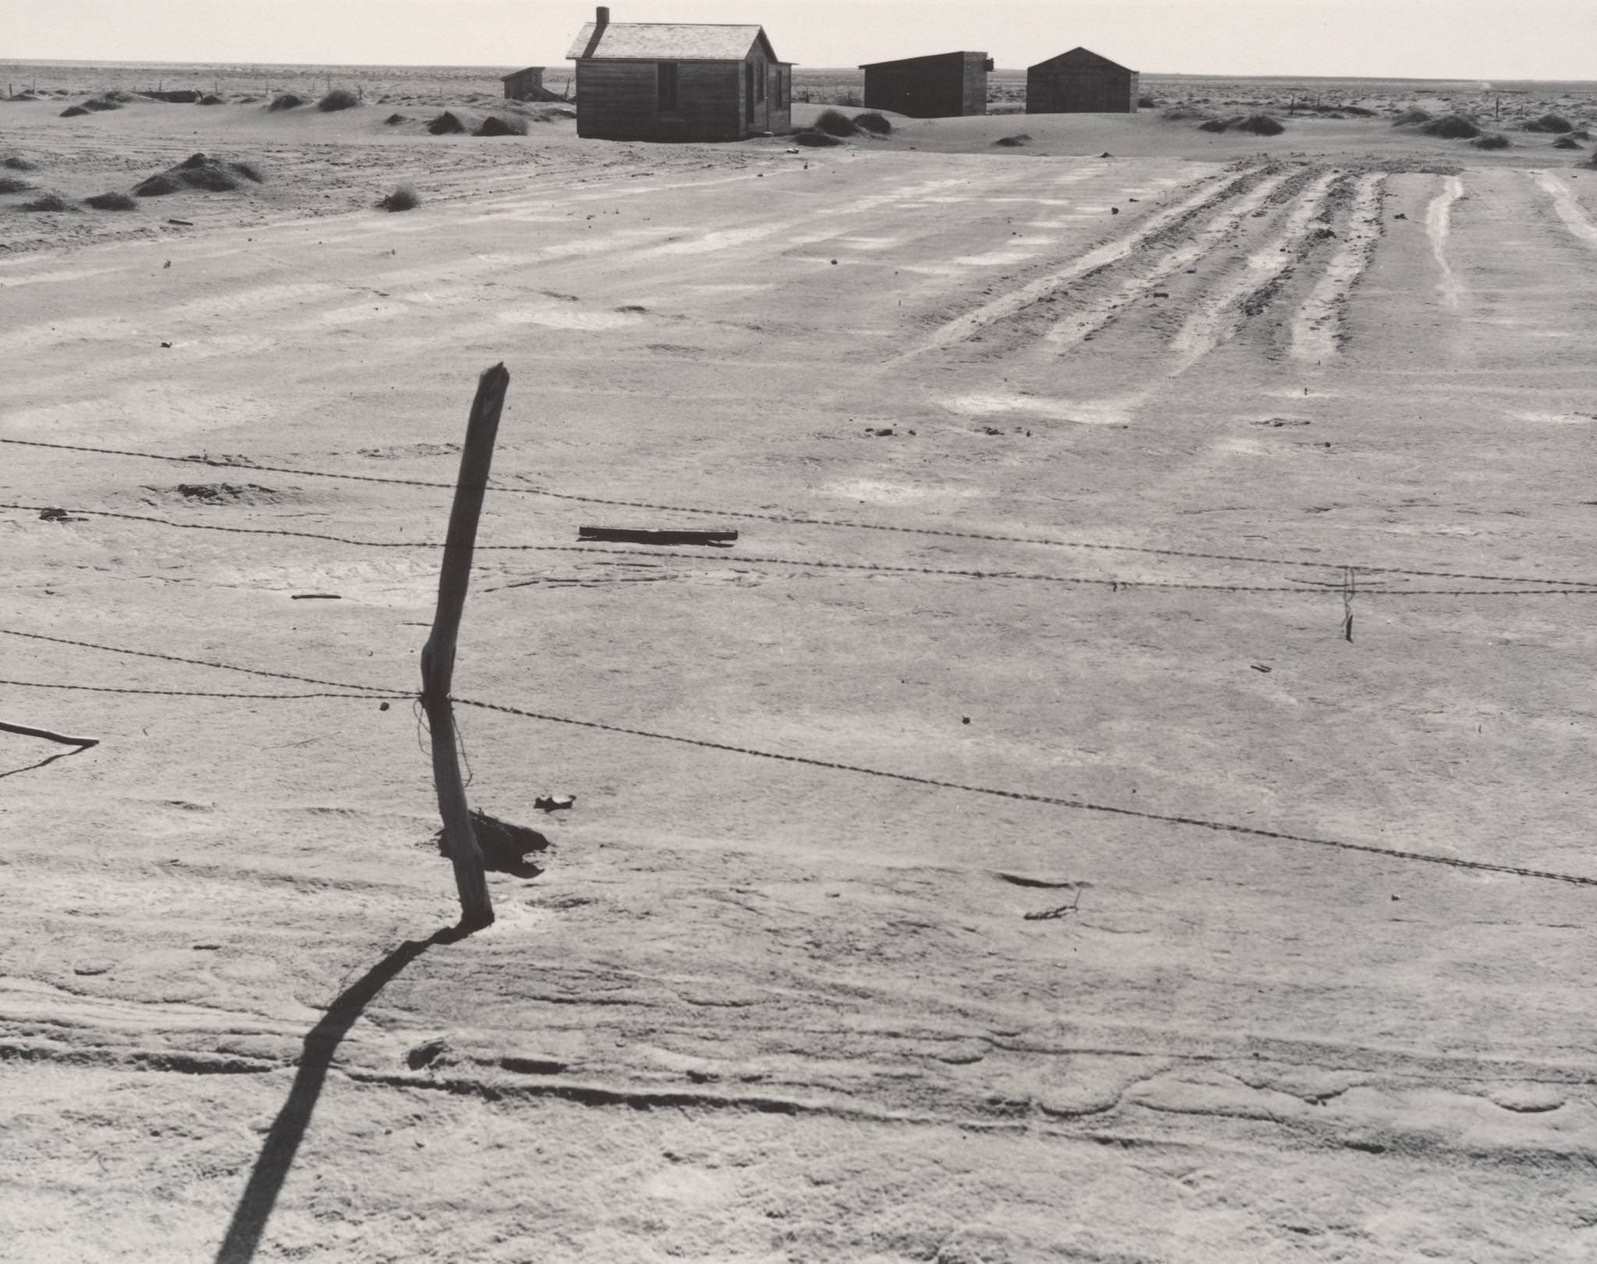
567;22;780;63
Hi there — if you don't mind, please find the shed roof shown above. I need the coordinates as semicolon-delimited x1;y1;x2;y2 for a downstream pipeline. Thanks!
567;21;780;62
859;50;989;71
1029;47;1136;74
501;66;544;82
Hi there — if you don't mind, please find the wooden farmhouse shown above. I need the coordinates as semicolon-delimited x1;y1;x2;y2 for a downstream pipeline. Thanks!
501;66;546;100
1026;47;1140;114
566;6;792;142
859;51;992;118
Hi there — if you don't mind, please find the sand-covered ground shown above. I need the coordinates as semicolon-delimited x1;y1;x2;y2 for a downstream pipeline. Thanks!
5;70;1597;1263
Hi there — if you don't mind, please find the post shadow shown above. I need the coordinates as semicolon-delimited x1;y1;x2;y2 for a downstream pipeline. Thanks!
213;924;463;1264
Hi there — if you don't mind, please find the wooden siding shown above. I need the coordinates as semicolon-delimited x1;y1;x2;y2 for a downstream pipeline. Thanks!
576;51;791;140
1026;63;1138;113
861;51;988;118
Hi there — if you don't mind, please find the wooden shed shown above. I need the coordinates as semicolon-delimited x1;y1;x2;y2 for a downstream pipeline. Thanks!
567;6;792;142
501;66;546;100
1026;47;1140;114
859;51;992;118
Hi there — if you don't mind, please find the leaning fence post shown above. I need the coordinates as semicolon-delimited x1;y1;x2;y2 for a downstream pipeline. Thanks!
421;363;510;931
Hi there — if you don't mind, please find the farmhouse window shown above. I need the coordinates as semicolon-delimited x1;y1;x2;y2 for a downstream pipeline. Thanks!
658;62;679;112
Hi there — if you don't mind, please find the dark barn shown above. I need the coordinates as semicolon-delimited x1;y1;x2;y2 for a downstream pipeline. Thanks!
859;50;992;118
567;6;792;142
1026;47;1140;114
501;66;547;100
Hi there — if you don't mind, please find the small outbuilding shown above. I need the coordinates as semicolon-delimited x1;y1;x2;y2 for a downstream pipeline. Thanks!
501;67;547;101
1026;47;1139;114
859;50;992;118
567;6;792;142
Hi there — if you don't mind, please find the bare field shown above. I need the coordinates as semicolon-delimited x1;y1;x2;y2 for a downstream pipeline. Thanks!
5;73;1597;1263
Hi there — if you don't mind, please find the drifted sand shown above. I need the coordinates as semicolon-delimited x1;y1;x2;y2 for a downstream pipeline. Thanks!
4;75;1597;1262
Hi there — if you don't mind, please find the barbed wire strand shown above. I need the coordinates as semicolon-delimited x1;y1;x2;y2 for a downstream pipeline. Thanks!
3;437;1591;589
0;628;398;695
0;678;408;702
6;627;1594;890
7;504;1596;600
449;695;1597;889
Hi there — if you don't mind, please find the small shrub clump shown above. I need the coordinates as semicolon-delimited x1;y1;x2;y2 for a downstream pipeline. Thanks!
1553;135;1583;150
3;156;40;171
1422;114;1481;139
1392;107;1432;127
380;185;419;212
267;93;305;112
17;193;78;212
1162;105;1213;121
993;133;1031;147
853;111;892;135
317;88;359;112
59;105;90;118
0;175;32;195
815;108;858;137
85;191;138;211
1198;117;1232;133
199;93;226;105
1471;132;1510;149
426;111;466;135
1137;94;1159;108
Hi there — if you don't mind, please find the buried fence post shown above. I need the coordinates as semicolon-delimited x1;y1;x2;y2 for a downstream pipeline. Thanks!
420;363;511;931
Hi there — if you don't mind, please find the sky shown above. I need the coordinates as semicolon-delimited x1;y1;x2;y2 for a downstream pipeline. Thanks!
6;0;1597;80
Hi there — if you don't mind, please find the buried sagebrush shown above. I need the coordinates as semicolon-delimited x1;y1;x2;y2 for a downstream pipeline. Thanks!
134;153;264;196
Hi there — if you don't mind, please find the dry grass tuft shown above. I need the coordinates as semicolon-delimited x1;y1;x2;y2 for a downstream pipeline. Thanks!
993;133;1031;147
815;108;859;137
793;129;844;147
317;88;360;112
84;191;138;211
384;112;408;125
17;193;78;212
0;175;32;194
1422;114;1481;139
1471;132;1510;149
379;185;420;212
2;156;39;171
267;93;305;112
